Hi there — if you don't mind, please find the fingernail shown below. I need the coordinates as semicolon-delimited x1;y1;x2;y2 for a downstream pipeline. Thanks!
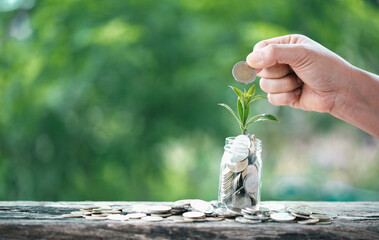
295;88;302;96
247;51;262;67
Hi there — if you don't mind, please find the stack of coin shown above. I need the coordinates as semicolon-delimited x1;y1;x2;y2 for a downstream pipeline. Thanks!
62;205;124;221
218;134;261;210
234;206;271;224
60;202;336;225
287;205;336;225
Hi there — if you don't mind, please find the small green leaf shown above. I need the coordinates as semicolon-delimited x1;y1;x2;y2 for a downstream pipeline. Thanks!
229;86;243;99
248;95;268;105
237;99;244;122
254;95;268;100
247;85;256;96
245;114;278;126
245;105;250;124
218;103;243;126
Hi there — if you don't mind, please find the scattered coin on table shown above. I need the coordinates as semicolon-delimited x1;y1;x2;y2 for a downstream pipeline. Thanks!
59;202;336;225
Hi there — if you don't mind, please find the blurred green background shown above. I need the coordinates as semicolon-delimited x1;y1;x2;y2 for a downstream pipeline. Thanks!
0;0;378;202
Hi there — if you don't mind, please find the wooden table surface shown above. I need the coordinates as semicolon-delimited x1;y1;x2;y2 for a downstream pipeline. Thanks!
0;201;379;240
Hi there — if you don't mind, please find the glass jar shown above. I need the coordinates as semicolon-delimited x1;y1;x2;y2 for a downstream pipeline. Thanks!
218;135;262;210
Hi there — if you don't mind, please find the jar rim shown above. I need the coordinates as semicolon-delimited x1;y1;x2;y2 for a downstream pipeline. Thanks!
224;136;262;152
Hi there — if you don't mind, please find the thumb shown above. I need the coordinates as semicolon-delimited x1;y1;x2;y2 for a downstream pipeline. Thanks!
246;44;308;69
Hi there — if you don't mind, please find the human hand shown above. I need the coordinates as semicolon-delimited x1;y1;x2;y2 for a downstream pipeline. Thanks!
246;34;353;113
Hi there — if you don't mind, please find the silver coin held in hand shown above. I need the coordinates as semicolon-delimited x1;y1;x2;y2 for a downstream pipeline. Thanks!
232;61;257;84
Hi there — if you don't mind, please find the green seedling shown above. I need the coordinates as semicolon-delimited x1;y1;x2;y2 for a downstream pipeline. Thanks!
219;85;278;135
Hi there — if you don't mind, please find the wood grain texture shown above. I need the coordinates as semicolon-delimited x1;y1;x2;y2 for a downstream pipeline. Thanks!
0;201;378;240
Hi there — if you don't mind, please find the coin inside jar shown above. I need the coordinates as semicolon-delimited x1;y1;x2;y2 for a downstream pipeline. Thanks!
232;61;257;84
228;158;248;173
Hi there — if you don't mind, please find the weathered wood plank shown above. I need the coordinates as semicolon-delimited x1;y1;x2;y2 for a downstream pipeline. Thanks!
0;201;378;240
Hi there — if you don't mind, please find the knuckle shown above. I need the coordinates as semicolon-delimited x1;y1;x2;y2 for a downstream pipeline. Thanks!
253;41;268;51
296;44;313;55
292;34;307;40
267;44;278;58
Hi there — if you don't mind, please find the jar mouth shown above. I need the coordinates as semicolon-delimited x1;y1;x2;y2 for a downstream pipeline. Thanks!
224;137;262;153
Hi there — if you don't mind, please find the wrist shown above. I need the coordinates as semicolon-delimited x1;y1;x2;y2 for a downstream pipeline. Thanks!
331;65;379;138
329;63;356;118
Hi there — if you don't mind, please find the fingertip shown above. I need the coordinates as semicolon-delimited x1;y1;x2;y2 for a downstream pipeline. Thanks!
246;51;262;69
267;93;273;104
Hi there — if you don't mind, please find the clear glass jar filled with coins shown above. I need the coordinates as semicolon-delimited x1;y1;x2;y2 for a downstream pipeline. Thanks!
218;134;262;211
218;61;267;211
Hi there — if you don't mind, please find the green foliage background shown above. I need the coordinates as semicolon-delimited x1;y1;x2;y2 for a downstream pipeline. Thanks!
0;0;378;201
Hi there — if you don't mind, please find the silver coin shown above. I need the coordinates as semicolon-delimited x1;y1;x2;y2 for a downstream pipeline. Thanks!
235;216;261;224
222;178;233;187
243;214;269;221
190;200;214;214
233;173;242;190
222;167;233;179
141;216;163;222
233;135;251;150
151;213;172;218
232;192;252;209
260;203;285;212
147;205;172;214
228;158;248;173
298;219;319;225
291;212;311;219
243;173;258;195
168;215;184;221
127;213;147;219
288;206;312;216
107;214;129;221
241;165;257;180
82;211;92;216
226;207;243;216
270;213;296;222
90;214;108;217
122;206;134;213
182;211;205;219
326;212;338;219
131;205;150;213
306;206;327;215
229;146;249;163
85;216;107;221
224;218;236;222
101;210;121;214
221;189;233;200
249;140;256;155
213;208;238;218
232;61;256;84
310;214;331;222
241;208;254;215
205;217;224;222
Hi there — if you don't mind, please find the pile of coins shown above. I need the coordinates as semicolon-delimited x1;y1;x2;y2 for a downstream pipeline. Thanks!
219;135;261;210
61;201;336;225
